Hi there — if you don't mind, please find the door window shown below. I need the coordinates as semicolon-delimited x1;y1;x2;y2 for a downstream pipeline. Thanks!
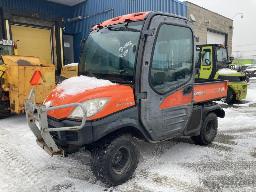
150;24;193;94
202;48;212;66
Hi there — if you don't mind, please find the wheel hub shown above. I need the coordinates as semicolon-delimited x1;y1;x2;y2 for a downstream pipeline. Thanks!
112;147;131;175
205;120;216;141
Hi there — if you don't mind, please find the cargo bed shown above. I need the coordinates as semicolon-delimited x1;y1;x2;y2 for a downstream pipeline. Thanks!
194;80;228;103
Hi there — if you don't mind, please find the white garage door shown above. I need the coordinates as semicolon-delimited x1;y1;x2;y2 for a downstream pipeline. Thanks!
207;31;226;45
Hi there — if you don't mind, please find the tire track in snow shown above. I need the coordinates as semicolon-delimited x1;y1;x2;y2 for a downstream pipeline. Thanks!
116;141;207;192
0;142;47;192
0;126;101;191
116;169;207;192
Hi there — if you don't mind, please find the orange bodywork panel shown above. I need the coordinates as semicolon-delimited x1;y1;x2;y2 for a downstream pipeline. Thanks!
93;12;149;30
160;81;227;110
160;90;193;110
46;80;226;120
194;81;228;103
46;85;135;120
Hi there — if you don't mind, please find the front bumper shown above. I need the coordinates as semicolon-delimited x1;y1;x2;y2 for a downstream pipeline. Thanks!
25;89;87;156
48;117;93;147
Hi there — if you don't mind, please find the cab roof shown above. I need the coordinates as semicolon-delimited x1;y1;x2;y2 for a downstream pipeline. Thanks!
92;11;189;31
92;12;149;30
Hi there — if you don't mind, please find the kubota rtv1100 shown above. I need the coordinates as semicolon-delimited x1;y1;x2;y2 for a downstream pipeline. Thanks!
26;12;227;186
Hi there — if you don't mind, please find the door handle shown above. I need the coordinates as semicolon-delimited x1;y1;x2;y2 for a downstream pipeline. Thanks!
183;85;193;95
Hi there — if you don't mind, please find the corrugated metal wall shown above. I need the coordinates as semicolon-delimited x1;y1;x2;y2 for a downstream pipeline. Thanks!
0;0;70;19
65;0;187;61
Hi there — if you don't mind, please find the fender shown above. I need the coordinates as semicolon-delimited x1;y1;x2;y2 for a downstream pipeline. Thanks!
202;102;225;118
91;107;152;142
184;102;224;136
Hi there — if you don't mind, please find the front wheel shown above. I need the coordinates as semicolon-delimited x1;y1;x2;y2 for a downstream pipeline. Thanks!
191;113;218;145
0;101;10;119
91;135;139;186
225;88;236;105
246;76;250;83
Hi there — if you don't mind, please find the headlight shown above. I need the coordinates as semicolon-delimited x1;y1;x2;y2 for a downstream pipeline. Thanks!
69;98;109;119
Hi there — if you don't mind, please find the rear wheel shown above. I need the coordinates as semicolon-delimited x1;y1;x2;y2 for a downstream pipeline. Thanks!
90;134;139;186
191;113;218;145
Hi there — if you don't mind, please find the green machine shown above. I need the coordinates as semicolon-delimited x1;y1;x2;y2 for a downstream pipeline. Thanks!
195;44;247;104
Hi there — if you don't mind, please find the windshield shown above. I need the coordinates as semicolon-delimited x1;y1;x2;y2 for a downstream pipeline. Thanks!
217;47;228;63
79;21;143;83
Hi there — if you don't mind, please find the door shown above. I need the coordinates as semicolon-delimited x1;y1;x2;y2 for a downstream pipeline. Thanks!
140;15;194;141
11;25;52;64
199;46;213;79
207;31;226;45
63;34;74;65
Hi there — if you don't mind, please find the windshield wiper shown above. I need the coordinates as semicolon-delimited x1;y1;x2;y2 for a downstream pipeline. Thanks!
107;26;141;32
92;73;133;84
81;70;96;77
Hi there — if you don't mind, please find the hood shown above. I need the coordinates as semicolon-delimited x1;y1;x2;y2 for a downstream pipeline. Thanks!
45;82;135;120
217;68;245;77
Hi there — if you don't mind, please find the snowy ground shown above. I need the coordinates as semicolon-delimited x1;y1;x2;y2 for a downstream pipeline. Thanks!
0;79;256;192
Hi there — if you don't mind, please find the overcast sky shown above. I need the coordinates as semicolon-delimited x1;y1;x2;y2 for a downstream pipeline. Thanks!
181;0;256;58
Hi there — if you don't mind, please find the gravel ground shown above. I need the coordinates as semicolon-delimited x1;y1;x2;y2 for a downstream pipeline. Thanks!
0;79;255;192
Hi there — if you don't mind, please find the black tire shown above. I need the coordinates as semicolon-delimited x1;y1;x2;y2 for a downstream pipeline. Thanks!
246;76;250;83
0;101;10;119
225;88;236;105
90;134;139;186
191;113;218;146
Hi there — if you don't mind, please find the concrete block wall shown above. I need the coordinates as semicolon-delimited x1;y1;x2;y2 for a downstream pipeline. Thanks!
186;2;233;55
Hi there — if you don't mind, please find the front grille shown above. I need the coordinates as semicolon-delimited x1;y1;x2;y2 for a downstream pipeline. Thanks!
50;132;59;140
48;118;79;142
50;131;78;142
64;132;78;141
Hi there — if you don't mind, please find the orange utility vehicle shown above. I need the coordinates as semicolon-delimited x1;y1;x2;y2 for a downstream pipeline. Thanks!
26;12;227;186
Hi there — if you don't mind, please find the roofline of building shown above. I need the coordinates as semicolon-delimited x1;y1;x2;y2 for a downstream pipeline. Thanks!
185;1;233;22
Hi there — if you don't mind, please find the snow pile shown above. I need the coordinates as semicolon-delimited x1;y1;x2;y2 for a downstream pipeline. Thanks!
65;63;78;67
246;67;256;72
219;107;256;131
57;76;115;97
246;88;256;104
218;68;238;75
